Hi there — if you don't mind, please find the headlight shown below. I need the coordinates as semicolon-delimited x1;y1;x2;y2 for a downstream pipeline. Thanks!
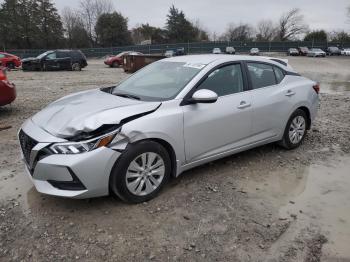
50;129;121;154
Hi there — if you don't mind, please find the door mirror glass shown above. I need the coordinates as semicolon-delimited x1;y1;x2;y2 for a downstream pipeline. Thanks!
191;89;218;103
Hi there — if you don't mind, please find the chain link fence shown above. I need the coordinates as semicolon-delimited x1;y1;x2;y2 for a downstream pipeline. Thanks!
3;41;349;58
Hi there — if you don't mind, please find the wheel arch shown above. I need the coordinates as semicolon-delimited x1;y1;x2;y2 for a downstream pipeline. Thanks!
297;106;311;130
142;138;177;178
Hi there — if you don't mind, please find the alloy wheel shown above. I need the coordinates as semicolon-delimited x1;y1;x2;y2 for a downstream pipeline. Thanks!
288;116;306;144
125;152;165;196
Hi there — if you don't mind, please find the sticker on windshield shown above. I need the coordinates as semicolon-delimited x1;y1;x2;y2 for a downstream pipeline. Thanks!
183;63;206;69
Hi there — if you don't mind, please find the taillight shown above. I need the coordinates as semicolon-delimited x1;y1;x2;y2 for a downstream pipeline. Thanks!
313;83;320;94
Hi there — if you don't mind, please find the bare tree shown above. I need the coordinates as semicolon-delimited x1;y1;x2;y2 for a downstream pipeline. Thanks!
256;19;277;41
221;23;254;42
79;0;114;45
277;8;308;41
62;7;91;48
211;31;219;41
191;19;209;41
62;7;78;39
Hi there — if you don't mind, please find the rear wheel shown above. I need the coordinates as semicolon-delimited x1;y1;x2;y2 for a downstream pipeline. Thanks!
72;63;81;71
109;140;171;203
279;109;308;150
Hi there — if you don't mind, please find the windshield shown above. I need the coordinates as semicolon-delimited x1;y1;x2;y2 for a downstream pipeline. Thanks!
36;51;52;59
112;61;204;101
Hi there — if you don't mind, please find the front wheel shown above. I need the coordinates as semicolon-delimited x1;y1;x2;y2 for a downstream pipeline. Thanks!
6;62;15;70
279;109;308;150
109;140;171;203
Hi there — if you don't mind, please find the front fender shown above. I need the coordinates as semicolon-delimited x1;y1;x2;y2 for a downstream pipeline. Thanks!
114;101;185;176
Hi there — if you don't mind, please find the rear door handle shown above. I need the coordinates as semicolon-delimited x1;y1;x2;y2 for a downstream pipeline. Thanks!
237;101;251;109
285;90;296;97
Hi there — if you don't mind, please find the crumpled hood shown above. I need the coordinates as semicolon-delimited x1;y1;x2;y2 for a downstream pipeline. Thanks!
32;89;161;138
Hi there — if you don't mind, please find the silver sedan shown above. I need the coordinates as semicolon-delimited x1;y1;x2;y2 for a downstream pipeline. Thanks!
19;55;319;203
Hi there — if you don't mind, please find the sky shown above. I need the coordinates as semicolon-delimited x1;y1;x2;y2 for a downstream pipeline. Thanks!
2;0;349;34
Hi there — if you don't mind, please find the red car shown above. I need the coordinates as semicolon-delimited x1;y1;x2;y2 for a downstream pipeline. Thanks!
0;52;22;69
104;51;143;68
0;67;16;106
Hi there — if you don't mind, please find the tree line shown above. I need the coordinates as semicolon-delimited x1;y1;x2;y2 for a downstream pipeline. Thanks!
0;0;349;50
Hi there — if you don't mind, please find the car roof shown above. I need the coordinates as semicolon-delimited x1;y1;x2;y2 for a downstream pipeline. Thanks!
0;52;15;56
162;54;292;70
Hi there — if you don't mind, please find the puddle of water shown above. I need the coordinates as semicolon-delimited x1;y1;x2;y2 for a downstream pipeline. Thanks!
278;156;350;260
320;81;350;94
241;155;350;260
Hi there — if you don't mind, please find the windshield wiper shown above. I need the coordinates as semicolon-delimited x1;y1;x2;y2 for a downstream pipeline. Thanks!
114;92;141;100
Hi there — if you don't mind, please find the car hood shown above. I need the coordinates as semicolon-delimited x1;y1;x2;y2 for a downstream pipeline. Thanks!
31;89;161;138
22;57;39;63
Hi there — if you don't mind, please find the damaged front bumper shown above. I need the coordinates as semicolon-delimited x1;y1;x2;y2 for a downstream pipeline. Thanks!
19;119;122;199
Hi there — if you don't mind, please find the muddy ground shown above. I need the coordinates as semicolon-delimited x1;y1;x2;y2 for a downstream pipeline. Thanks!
0;56;349;262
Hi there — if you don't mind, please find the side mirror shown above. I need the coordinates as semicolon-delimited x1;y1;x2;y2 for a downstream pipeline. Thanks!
190;89;218;104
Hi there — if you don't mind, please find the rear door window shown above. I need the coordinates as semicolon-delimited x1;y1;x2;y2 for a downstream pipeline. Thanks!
247;63;277;89
57;51;69;58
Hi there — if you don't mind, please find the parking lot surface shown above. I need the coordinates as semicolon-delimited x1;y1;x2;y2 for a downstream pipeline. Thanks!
0;56;350;261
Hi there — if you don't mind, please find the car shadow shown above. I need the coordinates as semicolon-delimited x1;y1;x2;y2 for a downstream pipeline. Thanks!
24;142;285;213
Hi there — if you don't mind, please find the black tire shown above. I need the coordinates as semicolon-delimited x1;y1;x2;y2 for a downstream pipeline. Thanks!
112;61;119;68
72;63;81;71
6;62;15;70
109;140;171;203
279;109;308;150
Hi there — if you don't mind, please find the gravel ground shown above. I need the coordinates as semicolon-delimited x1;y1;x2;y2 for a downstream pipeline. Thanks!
0;56;349;262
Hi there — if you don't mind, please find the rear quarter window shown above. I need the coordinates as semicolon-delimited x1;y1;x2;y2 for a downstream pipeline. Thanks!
71;51;83;59
274;67;285;83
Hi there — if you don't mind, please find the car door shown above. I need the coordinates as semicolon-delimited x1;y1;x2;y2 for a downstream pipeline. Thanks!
56;51;72;70
44;52;58;70
183;63;253;163
247;62;294;142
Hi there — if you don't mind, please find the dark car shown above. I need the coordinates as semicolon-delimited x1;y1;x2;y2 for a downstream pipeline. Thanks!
326;46;341;56
164;48;185;57
0;52;22;69
287;48;299;56
298;47;309;56
22;50;87;71
0;67;16;106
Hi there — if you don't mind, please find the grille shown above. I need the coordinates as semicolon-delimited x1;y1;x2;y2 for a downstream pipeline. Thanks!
19;130;38;167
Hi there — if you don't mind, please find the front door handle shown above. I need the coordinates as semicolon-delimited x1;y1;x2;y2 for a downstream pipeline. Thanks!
237;101;251;109
285;90;296;97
